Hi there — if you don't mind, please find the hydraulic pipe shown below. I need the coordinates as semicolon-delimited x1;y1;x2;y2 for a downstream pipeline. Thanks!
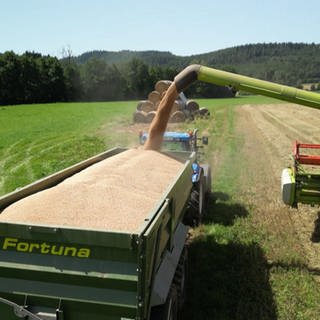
174;64;320;109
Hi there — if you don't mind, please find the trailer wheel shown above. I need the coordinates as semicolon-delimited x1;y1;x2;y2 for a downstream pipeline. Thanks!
193;174;206;225
164;286;178;320
151;286;178;320
174;247;188;310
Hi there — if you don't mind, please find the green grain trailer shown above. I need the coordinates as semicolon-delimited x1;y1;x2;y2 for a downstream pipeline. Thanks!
0;148;208;320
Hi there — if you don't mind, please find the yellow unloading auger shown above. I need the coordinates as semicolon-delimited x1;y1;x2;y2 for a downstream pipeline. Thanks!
146;64;320;208
174;64;320;108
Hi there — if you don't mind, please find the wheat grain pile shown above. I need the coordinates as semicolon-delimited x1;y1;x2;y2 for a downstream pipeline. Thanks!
0;149;183;233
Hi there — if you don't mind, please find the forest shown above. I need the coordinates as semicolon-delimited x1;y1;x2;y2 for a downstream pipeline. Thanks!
0;43;319;106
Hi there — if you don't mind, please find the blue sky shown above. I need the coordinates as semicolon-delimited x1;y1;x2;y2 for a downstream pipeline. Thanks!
1;0;319;57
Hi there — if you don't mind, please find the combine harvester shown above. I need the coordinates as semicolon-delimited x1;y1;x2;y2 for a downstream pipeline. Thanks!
173;65;320;208
0;65;320;320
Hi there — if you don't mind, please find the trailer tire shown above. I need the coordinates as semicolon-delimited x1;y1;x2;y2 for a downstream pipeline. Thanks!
165;286;179;320
174;247;188;311
151;286;178;320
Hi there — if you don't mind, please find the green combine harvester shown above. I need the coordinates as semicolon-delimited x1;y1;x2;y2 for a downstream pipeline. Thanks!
0;65;320;320
174;65;320;208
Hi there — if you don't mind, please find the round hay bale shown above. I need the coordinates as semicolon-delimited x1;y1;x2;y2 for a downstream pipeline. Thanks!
170;100;184;114
169;111;186;123
136;100;147;111
186;100;200;114
133;110;147;123
146;111;156;123
138;100;156;113
155;80;172;94
199;107;210;117
148;91;161;105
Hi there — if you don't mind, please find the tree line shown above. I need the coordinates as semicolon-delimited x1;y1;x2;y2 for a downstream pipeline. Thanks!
77;43;320;87
0;51;66;105
0;51;233;106
3;43;319;106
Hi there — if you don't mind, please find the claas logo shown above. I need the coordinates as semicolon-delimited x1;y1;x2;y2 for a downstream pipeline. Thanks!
1;237;90;258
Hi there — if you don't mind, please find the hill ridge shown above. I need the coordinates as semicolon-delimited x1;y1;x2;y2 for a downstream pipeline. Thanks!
73;42;320;85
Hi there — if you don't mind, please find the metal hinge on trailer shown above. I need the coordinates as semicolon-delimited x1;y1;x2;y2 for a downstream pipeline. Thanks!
0;296;64;320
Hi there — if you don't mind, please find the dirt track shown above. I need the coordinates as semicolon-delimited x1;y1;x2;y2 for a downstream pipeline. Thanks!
236;103;320;270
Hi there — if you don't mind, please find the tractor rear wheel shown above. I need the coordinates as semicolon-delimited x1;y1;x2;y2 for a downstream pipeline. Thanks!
194;174;206;224
184;173;206;226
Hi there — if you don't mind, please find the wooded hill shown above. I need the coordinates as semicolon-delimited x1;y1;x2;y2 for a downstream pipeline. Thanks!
75;43;320;86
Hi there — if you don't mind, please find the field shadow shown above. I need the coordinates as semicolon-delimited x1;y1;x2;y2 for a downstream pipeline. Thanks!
183;193;277;320
204;191;249;226
311;212;320;242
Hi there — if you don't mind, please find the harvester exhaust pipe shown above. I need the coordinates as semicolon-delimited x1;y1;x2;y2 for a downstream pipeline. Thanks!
144;64;320;151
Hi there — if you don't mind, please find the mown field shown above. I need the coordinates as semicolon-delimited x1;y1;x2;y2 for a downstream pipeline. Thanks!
1;96;320;319
183;98;320;320
0;101;136;195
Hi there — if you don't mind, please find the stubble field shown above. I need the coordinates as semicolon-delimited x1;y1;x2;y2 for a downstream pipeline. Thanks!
184;100;320;319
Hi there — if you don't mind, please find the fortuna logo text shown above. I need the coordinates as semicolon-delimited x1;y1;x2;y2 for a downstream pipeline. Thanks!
2;237;90;258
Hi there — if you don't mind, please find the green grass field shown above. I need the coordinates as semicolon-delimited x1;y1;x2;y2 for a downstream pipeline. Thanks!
1;96;319;319
0;101;136;195
0;96;276;196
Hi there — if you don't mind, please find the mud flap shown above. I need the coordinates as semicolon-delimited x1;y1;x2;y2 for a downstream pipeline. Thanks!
150;222;188;307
